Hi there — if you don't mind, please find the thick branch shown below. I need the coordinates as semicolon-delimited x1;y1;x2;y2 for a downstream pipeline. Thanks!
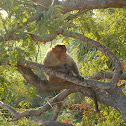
32;0;126;13
17;59;110;90
59;0;126;13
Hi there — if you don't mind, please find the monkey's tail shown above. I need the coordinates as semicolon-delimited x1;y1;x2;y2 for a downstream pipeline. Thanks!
90;87;100;112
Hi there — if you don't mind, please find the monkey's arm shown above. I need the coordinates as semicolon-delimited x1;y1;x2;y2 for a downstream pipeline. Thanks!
70;61;85;81
71;62;80;76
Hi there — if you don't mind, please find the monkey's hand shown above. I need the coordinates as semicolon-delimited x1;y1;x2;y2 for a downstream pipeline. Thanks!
77;75;84;81
63;64;73;76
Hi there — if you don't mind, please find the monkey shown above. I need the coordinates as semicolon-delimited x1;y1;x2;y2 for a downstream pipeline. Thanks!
43;43;99;112
43;43;81;84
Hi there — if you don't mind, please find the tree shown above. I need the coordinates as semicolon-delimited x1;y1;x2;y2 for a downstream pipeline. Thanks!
0;0;126;125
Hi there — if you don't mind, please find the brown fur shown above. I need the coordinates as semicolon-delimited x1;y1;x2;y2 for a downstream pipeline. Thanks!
43;43;80;84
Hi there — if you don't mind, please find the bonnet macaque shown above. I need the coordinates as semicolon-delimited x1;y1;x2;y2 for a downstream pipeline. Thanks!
43;43;81;84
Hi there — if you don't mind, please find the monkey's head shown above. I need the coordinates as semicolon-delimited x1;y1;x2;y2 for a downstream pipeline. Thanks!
52;44;67;61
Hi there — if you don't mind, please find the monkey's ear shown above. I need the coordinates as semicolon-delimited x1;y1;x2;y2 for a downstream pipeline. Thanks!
52;47;55;51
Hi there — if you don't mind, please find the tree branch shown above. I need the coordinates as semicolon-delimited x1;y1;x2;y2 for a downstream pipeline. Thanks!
0;101;19;117
59;0;126;13
89;70;126;80
0;89;72;121
17;59;110;90
65;10;87;21
32;0;126;13
0;13;43;42
52;102;62;120
25;32;58;42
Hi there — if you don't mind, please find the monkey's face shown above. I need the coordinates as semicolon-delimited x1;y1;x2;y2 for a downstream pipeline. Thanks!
52;46;67;61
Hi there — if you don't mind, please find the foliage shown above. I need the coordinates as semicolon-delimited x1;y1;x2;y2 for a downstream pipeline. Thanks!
0;0;126;125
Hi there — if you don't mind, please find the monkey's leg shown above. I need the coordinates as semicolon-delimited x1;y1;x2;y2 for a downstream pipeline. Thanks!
49;75;66;84
47;65;72;84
